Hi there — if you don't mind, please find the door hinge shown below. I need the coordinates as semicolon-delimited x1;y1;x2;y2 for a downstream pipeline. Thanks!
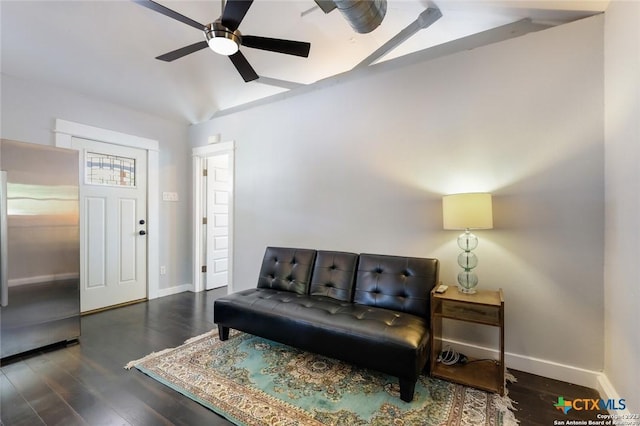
202;217;207;225
203;169;208;177
201;265;207;273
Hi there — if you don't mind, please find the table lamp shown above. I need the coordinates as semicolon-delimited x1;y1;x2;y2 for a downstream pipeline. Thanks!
442;193;493;294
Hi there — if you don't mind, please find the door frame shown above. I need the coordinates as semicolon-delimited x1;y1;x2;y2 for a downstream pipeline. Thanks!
192;141;235;294
54;119;160;300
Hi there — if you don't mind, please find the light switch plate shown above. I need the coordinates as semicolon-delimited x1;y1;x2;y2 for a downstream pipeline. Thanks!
162;192;179;202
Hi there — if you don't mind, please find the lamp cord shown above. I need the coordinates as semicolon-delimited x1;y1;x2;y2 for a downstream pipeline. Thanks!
437;346;496;366
437;346;464;365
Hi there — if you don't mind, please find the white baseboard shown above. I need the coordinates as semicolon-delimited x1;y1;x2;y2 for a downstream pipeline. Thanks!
444;339;628;412
441;338;602;389
506;352;602;390
8;273;79;287
596;374;632;416
156;283;194;298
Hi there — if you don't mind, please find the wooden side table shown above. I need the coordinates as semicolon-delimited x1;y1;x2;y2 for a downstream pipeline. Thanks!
430;287;505;395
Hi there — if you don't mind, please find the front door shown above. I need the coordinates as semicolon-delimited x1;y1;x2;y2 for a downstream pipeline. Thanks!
206;154;231;290
72;138;147;312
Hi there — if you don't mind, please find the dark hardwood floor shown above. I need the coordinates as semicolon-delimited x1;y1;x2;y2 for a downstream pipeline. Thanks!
1;289;605;425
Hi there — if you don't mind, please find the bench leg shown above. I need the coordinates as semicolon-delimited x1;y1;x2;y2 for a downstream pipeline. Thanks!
218;325;229;341
399;378;416;402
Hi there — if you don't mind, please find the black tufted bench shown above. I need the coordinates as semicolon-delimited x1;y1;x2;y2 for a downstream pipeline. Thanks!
214;246;439;402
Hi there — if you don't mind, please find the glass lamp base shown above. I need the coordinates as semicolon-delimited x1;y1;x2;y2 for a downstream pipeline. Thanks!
457;270;478;294
457;286;477;294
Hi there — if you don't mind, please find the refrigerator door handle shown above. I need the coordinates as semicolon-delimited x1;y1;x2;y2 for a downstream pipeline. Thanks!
1;171;8;306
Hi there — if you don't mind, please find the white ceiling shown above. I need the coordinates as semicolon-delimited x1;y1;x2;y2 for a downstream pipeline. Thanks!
0;0;607;124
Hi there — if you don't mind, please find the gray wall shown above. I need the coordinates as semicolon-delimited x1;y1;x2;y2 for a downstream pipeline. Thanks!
190;16;605;373
604;0;640;412
0;73;191;291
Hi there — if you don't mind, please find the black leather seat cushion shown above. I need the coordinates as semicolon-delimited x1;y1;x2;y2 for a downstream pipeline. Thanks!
355;254;439;318
309;250;358;302
256;247;316;295
214;288;429;379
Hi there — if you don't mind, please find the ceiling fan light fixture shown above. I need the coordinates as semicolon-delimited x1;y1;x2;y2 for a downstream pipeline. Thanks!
208;37;239;56
205;21;241;56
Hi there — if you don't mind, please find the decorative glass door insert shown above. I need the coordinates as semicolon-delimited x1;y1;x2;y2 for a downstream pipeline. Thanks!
86;152;136;187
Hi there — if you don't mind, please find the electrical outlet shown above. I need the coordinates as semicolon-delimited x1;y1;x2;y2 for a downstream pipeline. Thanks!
160;265;166;275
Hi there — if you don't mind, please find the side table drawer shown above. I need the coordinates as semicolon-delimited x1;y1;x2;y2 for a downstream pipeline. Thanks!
436;299;500;325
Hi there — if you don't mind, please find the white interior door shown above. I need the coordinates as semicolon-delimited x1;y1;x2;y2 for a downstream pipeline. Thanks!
206;154;230;290
72;137;147;312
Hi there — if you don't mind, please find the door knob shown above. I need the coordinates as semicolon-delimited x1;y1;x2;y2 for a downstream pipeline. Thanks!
139;219;145;225
139;230;146;235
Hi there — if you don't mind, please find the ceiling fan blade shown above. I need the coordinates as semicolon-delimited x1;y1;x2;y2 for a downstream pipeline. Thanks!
221;0;253;32
242;36;311;58
314;0;337;13
156;41;209;62
229;51;259;82
133;0;205;31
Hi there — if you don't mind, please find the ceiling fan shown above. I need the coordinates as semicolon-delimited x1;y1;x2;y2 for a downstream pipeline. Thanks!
134;0;311;82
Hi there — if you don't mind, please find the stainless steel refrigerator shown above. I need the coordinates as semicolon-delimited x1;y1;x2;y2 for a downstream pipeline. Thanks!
1;139;80;359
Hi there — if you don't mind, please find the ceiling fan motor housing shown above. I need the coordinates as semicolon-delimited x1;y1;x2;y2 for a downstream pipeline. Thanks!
334;0;387;34
205;21;242;55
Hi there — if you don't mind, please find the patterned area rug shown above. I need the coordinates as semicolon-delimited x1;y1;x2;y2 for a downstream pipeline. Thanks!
126;331;518;426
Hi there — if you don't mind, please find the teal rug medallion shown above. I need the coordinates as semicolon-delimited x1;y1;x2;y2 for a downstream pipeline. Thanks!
126;331;517;426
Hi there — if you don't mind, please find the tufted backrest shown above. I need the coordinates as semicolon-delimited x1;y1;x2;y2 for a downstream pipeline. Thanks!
309;251;358;302
354;254;439;318
257;247;317;295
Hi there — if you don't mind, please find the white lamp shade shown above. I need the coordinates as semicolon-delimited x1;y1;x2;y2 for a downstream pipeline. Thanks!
442;193;493;230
